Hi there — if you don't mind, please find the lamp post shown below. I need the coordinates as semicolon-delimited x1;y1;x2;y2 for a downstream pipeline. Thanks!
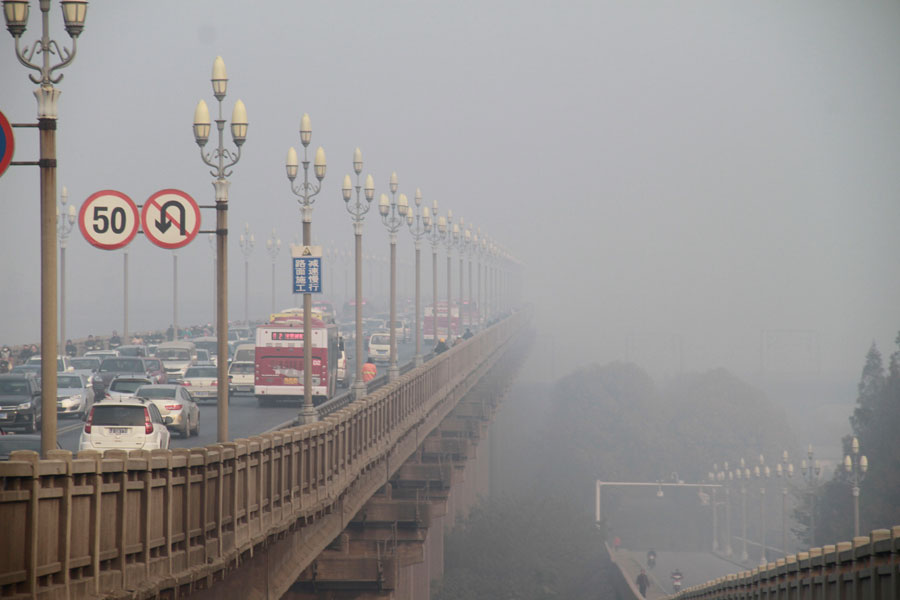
735;459;750;562
342;149;374;400
441;213;454;340
456;218;464;339
754;457;771;566
406;189;428;366
56;185;76;344
172;251;178;339
423;201;442;349
465;228;474;333
708;469;720;553
238;222;254;325
844;437;869;537
266;228;280;315
285;113;326;423
800;445;822;545
193;54;248;443
776;451;794;556
208;233;216;333
719;465;733;556
378;173;409;381
4;0;88;456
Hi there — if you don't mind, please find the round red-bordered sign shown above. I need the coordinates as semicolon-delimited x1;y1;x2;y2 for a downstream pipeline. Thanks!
141;188;201;249
79;190;140;250
0;109;14;178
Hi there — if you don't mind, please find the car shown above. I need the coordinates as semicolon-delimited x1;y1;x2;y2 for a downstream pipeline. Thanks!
191;336;231;366
336;348;349;387
56;372;94;419
116;344;149;358
141;357;168;384
388;319;410;343
228;361;254;394
84;349;119;360
10;364;42;378
26;355;75;372
68;356;101;374
232;343;255;364
79;397;172;452
367;331;391;364
156;341;196;379
0;433;43;460
0;373;42;433
194;349;212;364
93;357;157;395
133;384;199;438
105;376;152;402
180;365;219;403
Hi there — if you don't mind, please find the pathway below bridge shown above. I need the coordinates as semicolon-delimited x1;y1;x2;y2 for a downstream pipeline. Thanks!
612;547;743;598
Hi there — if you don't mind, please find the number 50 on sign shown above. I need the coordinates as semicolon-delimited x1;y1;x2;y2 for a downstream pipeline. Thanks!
78;190;140;250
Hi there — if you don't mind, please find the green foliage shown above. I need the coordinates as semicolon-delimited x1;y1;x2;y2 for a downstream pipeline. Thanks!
805;335;900;543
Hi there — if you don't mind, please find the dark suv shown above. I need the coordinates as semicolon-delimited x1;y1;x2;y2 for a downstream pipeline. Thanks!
0;373;42;433
92;357;156;396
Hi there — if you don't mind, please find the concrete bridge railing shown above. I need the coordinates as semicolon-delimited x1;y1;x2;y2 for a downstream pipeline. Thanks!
675;526;900;600
0;310;528;600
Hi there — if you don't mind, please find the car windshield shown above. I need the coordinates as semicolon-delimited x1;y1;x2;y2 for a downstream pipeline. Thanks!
371;334;390;345
184;367;217;378
70;358;99;370
0;436;42;458
144;359;161;370
118;347;142;357
194;341;218;355
57;375;82;388
158;349;191;360
100;358;144;372
110;379;146;393
135;386;176;399
230;362;254;374
91;405;145;427
0;380;28;394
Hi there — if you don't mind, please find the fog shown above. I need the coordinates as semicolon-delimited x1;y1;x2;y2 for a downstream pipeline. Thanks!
2;1;899;392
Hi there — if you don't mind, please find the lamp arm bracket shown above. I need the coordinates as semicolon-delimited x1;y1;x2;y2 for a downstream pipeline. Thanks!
47;39;77;83
14;38;43;82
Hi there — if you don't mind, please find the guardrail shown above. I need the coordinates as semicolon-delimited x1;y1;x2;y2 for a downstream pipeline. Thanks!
675;527;900;600
0;310;528;599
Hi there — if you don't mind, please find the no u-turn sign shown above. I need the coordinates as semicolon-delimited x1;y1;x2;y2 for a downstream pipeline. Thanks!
141;189;201;249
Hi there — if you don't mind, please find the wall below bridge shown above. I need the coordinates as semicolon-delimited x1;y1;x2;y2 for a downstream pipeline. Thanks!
0;311;531;600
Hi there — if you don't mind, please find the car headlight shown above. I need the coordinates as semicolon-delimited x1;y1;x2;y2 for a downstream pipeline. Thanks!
17;400;32;410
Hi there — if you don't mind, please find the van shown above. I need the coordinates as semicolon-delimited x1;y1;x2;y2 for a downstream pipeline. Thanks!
156;341;196;379
232;343;255;364
367;331;391;364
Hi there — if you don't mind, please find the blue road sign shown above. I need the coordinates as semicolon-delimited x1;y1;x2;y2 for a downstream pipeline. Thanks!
0;110;14;178
292;256;323;294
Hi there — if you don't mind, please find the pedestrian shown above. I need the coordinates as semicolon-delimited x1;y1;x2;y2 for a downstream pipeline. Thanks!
65;339;77;357
362;359;377;383
636;569;650;597
434;337;449;354
614;536;621;552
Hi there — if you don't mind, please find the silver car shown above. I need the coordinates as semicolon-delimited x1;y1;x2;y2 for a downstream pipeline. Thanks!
56;372;94;419
133;384;199;438
105;376;152;402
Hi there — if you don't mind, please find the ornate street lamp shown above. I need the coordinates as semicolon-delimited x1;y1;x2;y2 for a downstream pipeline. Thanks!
286;113;326;423
800;445;822;545
378;174;409;381
844;437;869;537
406;188;428;365
753;457;771;566
238;222;254;324
342;149;375;400
423;201;443;348
193;55;248;442
4;0;88;456
776;451;794;556
266;228;281;314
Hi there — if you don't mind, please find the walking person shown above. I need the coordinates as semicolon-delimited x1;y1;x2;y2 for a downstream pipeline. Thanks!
636;569;650;598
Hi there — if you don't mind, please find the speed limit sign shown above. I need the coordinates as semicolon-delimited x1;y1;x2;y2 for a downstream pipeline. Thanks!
79;190;140;250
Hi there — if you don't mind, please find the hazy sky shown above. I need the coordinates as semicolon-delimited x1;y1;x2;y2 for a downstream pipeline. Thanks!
1;1;898;381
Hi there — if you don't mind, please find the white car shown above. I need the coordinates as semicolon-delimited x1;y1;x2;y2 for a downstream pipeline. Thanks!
84;349;119;360
105;376;152;402
228;361;254;394
56;372;94;419
79;398;171;452
367;331;391;364
134;384;200;438
181;365;219;403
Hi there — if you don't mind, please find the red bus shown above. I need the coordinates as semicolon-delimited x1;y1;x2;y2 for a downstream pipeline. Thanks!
254;312;340;406
424;301;459;341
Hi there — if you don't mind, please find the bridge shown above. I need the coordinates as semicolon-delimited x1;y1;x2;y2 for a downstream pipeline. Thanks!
0;311;531;600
